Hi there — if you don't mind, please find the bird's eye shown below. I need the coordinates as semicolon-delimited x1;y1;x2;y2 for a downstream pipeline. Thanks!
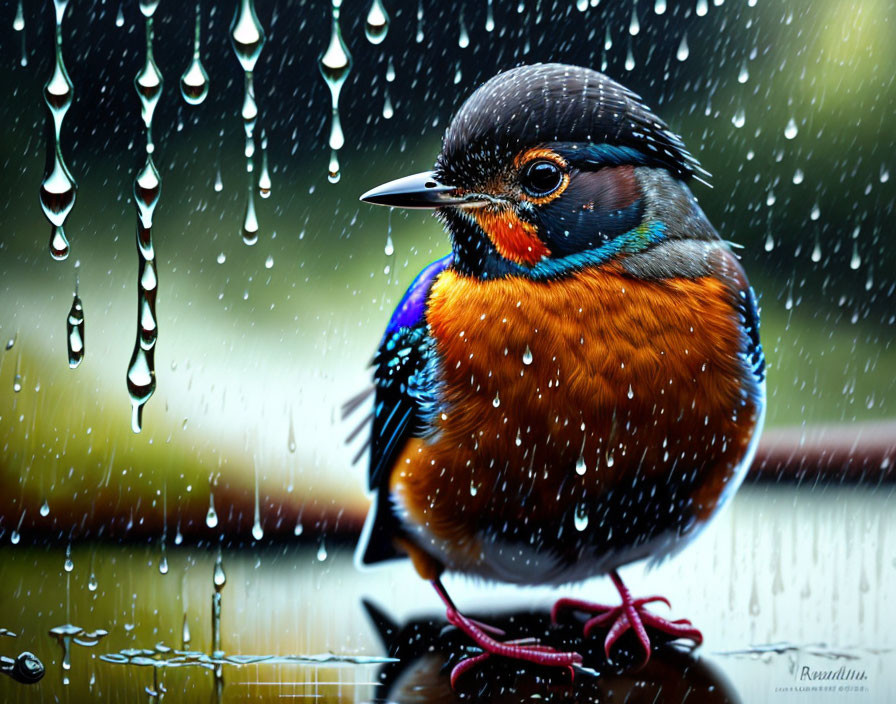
520;160;564;197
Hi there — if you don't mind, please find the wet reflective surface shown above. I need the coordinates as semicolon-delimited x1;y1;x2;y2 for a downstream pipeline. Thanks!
0;487;893;702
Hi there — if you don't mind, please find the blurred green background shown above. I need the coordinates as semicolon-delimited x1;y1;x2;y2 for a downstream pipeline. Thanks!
0;0;894;541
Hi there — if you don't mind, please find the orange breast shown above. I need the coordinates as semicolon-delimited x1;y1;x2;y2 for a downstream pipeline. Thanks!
389;262;761;580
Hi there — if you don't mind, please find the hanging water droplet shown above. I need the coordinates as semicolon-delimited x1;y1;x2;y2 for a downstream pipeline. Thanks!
66;293;84;368
287;409;297;452
251;519;264;541
49;226;70;261
364;0;389;44
881;166;890;183
327;149;341;184
676;33;689;61
317;539;328;561
320;0;351;181
696;0;708;16
629;7;640;35
575;455;586;475
242;191;259;245
738;60;749;83
87;572;98;591
13;353;22;393
264;255;274;269
732;108;745;128
64;543;74;572
574;503;589;532
180;4;209;105
231;0;265;72
206;492;218;528
40;500;50;517
784;117;798;140
257;130;271;198
492;391;500;408
606;446;615;467
522;345;533;365
213;551;226;587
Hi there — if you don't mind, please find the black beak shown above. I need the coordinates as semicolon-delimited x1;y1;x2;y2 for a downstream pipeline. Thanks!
359;171;484;209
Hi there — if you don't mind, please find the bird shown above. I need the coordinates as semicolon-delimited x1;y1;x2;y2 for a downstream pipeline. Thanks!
352;63;766;686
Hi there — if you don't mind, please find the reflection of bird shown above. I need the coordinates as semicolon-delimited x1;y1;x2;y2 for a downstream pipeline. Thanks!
354;63;765;684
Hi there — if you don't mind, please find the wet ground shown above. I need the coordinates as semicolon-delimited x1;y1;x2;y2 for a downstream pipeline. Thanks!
0;486;893;703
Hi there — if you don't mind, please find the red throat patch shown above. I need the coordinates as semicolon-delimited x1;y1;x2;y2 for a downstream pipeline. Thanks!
470;207;550;266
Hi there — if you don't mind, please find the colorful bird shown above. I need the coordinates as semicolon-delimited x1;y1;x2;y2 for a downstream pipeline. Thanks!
353;63;765;685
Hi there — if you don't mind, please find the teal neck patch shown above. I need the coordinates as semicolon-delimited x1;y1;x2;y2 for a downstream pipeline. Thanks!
523;219;667;281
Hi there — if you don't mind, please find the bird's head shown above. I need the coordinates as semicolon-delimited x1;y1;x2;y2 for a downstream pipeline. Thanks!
361;63;713;279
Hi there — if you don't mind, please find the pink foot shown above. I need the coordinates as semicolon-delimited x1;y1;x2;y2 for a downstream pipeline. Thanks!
551;571;702;669
432;580;583;688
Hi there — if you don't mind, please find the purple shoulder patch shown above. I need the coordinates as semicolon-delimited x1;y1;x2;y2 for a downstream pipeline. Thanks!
384;254;453;338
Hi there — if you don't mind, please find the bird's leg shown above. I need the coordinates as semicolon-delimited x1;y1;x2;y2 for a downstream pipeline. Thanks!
431;579;583;688
551;570;702;668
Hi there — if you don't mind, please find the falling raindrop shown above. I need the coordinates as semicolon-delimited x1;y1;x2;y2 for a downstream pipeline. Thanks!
115;4;124;27
287;409;297;452
486;0;495;30
66;292;84;369
319;0;351;183
696;0;708;16
522;345;533;365
655;0;666;13
470;481;478;496
576;0;588;10
317;539;328;561
364;0;389;44
625;42;635;71
810;203;820;220
158;551;169;575
252;463;264;540
732;108;745;128
881;166;890;183
180;3;209;106
212;549;225;658
458;14;470;48
575;455;587;475
784;117;798;140
629;7;640;35
415;0;424;42
574;503;589;531
515;429;522;446
40;0;77;262
492;391;500;408
382;88;394;119
13;1;24;31
737;59;749;83
810;237;821;263
850;241;861;270
40;500;50;517
87;573;97;592
64;543;74;572
213;550;226;587
385;58;396;82
764;232;774;252
793;168;804;184
676;33;689;61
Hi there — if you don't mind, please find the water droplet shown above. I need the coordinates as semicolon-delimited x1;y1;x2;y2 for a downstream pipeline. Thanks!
5;335;15;351
732;107;745;128
13;0;24;31
64;543;74;572
696;0;708;16
522;345;533;365
317;539;328;561
382;88;394;119
319;0;351;181
293;520;304;536
486;0;496;29
738;60;749;83
492;391;500;408
850;241;861;270
40;500;50;517
629;7;640;35
257;132;271;198
115;4;124;27
625;43;635;71
213;551;226;588
158;553;169;574
214;165;223;192
181;615;191;648
575;455;587;475
230;0;265;73
515;429;522;447
810;239;821;262
881;166;890;183
676;33;689;61
470;481;478;496
364;0;389;44
264;255;274;269
792;168;804;184
627;384;634;399
606;447;615;467
385;58;395;82
415;0;424;42
810;203;820;221
654;0;666;13
206;492;218;528
764;232;774;252
10;530;20;545
384;234;394;256
458;15;469;48
87;573;97;591
242;191;259;245
66;293;84;368
574;503;589;531
784;117;798;140
576;0;588;11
